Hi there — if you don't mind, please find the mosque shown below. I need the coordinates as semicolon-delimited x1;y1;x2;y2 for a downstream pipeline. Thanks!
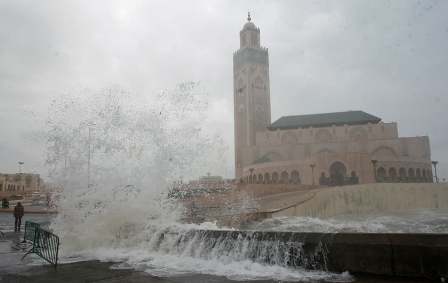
233;14;434;186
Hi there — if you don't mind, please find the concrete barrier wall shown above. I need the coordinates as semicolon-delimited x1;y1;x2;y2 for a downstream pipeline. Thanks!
273;183;448;218
197;230;448;280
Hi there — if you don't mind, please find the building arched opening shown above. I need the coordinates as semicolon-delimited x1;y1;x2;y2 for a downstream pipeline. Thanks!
389;167;397;180
258;174;263;184
377;167;386;181
416;168;421;181
329;161;347;186
290;170;300;184
399;167;407;181
272;172;279;184
408;168;415;180
280;171;289;184
264;172;270;184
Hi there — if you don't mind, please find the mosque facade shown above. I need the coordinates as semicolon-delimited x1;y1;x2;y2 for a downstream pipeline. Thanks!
233;15;433;186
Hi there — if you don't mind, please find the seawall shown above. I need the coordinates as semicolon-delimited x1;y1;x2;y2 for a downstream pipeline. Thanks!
192;230;448;280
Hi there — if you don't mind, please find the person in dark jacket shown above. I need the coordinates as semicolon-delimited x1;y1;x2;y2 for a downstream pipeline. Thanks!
13;202;24;232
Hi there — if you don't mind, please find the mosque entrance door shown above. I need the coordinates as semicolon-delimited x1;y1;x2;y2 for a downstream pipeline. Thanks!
329;161;347;186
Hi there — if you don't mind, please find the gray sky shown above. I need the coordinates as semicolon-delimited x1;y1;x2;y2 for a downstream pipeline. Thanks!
0;0;447;179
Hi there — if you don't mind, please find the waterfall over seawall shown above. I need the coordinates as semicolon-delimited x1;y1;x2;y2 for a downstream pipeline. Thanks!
110;228;447;280
272;183;448;218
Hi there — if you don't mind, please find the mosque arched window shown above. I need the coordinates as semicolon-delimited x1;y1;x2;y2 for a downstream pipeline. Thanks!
291;170;300;184
377;167;386;181
264;173;270;184
272;172;279;184
388;168;397;180
258;174;263;184
280;171;289;184
399;168;407;180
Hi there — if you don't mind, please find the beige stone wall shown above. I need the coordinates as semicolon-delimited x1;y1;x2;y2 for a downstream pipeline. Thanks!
256;122;398;146
241;122;432;185
272;183;448;218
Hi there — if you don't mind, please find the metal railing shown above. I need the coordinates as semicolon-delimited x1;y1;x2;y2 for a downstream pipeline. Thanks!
22;221;60;269
23;221;40;242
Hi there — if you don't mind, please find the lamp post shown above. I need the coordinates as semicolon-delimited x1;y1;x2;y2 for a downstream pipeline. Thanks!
310;164;316;186
432;161;439;183
371;160;378;182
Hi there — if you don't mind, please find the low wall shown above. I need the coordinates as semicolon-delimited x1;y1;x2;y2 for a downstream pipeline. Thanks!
272;183;448;218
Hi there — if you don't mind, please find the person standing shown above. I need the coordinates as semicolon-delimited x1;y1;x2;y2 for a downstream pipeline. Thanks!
13;202;24;232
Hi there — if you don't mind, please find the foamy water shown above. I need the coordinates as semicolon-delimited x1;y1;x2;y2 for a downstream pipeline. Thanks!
56;223;352;282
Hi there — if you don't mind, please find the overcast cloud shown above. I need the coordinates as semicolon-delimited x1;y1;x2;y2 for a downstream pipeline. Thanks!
0;0;447;179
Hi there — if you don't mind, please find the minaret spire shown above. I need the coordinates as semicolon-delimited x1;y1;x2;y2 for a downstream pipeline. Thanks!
247;11;251;22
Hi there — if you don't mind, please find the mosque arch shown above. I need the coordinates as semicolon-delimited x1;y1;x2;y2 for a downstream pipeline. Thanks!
416;168;421;179
272;172;279;183
377;167;386;180
249;175;253;184
399;167;407;179
408;168;415;178
258;174;263;184
264;172;271;184
280;171;289;184
329;161;347;186
290;170;300;184
388;167;397;179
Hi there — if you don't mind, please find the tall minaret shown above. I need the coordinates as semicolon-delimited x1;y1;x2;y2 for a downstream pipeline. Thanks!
233;13;271;179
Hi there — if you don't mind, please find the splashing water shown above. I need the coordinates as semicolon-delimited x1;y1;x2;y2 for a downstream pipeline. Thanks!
44;85;350;282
